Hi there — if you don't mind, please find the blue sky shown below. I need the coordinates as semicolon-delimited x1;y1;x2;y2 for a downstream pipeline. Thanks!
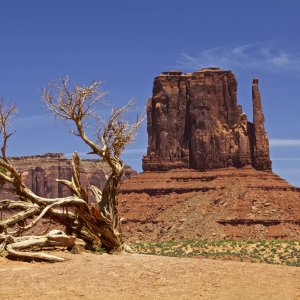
0;0;299;186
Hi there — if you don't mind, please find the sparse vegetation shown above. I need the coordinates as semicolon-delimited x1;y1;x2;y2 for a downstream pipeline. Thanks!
133;240;300;267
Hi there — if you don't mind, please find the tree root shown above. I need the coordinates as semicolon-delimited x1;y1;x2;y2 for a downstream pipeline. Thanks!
3;230;76;262
0;90;144;261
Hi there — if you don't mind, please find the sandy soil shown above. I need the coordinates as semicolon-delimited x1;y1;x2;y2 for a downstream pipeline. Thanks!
1;252;299;300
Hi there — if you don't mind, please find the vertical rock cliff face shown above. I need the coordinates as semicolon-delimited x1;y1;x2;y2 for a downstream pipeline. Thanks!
252;79;271;170
143;68;271;171
0;153;137;200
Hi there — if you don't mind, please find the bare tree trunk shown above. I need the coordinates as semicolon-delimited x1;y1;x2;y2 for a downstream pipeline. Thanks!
0;80;144;261
94;162;124;250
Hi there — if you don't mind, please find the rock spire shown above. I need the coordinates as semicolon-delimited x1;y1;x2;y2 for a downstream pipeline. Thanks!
142;68;271;171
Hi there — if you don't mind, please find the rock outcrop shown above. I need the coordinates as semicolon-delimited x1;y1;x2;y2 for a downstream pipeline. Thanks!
118;68;299;242
143;68;272;171
119;168;300;242
0;153;136;200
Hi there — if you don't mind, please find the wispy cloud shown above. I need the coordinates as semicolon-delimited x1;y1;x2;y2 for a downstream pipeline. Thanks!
270;138;300;146
178;42;300;74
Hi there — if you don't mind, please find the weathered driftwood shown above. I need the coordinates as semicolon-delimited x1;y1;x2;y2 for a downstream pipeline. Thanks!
0;82;144;261
4;230;76;262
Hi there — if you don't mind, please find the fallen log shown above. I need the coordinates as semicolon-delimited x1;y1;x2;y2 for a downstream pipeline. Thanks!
4;230;76;262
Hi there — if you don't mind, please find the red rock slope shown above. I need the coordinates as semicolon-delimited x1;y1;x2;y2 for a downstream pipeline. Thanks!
118;168;300;242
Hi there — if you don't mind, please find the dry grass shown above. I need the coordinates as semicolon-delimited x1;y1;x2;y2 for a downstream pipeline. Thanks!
133;240;300;267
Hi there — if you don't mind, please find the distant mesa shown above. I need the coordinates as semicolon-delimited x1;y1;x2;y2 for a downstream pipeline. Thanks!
0;154;136;200
143;68;272;171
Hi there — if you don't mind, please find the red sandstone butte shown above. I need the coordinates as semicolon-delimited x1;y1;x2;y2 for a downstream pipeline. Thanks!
118;68;299;242
143;68;271;171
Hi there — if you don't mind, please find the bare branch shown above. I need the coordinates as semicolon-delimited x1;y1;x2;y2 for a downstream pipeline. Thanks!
43;78;145;166
43;78;106;123
98;100;145;160
18;197;88;232
6;230;76;262
0;98;17;163
69;152;88;202
0;79;142;260
0;206;40;230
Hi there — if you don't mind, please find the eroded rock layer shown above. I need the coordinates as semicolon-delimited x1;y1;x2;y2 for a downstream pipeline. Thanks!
0;153;136;200
118;168;300;241
143;68;271;171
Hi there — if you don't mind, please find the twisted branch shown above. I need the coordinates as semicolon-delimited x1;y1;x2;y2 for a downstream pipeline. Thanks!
0;78;143;261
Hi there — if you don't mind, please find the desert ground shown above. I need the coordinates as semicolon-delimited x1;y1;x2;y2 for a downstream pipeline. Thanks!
1;251;300;300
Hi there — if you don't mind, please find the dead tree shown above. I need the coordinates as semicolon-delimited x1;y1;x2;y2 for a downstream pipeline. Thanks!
0;80;144;261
